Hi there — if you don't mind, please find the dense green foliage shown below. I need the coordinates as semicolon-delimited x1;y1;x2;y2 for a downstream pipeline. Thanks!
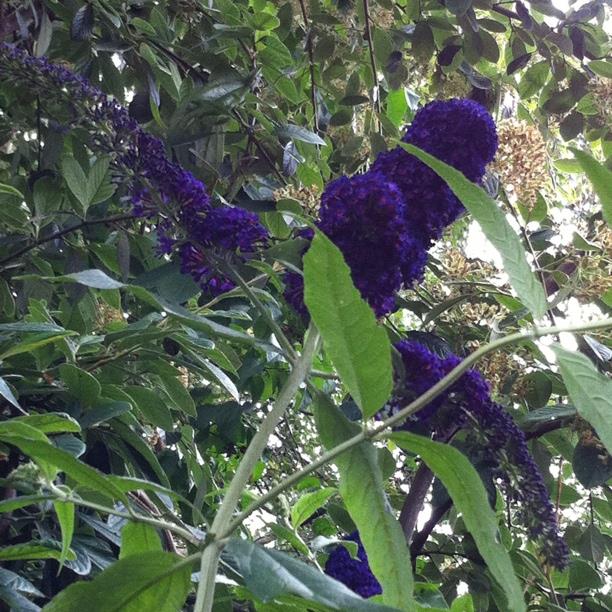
0;0;611;611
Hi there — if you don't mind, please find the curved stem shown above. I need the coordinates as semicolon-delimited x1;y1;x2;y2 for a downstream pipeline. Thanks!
219;317;612;538
44;485;200;545
193;322;320;612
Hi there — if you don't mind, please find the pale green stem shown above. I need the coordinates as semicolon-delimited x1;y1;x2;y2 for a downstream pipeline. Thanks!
219;317;612;538
45;484;200;545
224;261;298;364
193;322;321;612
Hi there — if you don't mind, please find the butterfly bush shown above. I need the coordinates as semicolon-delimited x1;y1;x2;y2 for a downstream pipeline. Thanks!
285;98;498;316
0;43;267;295
0;46;568;586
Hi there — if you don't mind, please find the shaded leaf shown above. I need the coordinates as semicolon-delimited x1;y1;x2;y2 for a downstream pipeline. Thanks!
43;552;193;612
570;147;612;226
314;395;414;610
552;346;612;454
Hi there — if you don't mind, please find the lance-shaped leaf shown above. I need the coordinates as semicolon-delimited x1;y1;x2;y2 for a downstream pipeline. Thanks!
552;345;612;454
314;394;414;610
570;147;612;226
390;431;525;612
304;231;393;418
401;143;548;319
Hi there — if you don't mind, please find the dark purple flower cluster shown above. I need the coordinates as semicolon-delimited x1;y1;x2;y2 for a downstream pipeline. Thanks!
0;43;267;296
324;532;382;598
372;99;498;241
285;99;497;316
318;173;426;316
385;340;569;569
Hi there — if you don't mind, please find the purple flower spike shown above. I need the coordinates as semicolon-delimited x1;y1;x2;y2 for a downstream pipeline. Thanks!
382;340;569;569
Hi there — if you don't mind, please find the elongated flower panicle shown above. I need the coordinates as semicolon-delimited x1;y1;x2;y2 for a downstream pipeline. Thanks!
0;43;267;295
285;99;498;316
385;340;569;569
324;532;382;598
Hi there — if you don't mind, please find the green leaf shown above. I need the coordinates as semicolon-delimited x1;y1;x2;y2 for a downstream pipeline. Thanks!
0;495;49;513
58;364;101;405
412;23;435;63
386;89;407;128
124;386;174;430
0;426;126;501
53;500;75;569
400;143;548;319
86;157;112;205
0;183;24;199
12;413;81;434
276;124;327;146
569;148;612;226
588;60;612;79
120;523;162;559
314;394;414;610
0;376;23;412
290;488;337;528
517;61;549;98
390;431;525;612
269;523;310;556
62;157;89;209
552;346;612;454
303;232;393;418
65;269;125;289
0;543;75;562
43;552;193;612
223;538;402;612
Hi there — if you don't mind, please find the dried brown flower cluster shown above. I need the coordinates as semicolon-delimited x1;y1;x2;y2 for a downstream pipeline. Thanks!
591;78;612;128
490;120;549;209
178;366;190;388
460;301;502;325
574;256;612;301
443;247;496;280
593;220;612;252
466;341;519;394
96;302;124;329
371;5;396;29
274;183;321;215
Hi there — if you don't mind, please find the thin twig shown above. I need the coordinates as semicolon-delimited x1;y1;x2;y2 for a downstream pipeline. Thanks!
0;214;136;267
362;0;382;124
